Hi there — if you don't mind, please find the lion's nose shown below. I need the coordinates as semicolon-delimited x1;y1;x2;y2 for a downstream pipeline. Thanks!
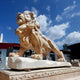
15;29;17;33
15;29;17;32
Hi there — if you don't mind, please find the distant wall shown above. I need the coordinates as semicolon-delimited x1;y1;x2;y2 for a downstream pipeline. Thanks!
0;49;7;69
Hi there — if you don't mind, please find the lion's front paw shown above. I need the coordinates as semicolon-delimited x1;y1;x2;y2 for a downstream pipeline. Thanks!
9;53;19;57
30;54;43;60
57;58;66;62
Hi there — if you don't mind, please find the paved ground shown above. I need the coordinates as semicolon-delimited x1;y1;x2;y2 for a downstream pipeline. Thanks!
65;76;80;80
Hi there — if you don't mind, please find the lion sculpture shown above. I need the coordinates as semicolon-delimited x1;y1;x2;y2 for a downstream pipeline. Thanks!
9;11;66;62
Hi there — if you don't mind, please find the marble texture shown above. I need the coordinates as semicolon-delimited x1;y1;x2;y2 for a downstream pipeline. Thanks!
8;57;71;70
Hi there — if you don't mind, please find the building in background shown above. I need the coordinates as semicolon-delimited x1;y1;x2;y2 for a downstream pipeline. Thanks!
61;50;71;62
61;43;80;62
49;43;80;62
0;43;20;69
0;33;3;43
67;43;80;60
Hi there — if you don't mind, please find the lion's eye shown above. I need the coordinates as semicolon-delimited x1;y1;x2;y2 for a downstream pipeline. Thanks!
27;15;29;17
20;14;24;17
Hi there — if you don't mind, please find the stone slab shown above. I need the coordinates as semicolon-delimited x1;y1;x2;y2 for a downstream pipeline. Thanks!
0;67;80;80
8;57;71;70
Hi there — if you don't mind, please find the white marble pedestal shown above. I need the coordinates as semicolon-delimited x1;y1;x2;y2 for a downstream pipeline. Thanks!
8;57;71;70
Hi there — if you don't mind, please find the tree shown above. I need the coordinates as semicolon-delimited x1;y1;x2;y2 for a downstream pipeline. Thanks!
63;44;68;51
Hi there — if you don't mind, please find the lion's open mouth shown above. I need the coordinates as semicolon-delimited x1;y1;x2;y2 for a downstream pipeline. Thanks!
17;17;22;21
16;17;23;25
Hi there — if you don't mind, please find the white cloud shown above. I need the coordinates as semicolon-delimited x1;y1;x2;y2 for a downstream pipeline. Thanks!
56;15;63;22
34;0;37;2
37;15;52;32
56;31;80;46
64;5;76;13
56;3;76;22
37;14;69;41
73;1;76;4
56;41;63;47
64;31;80;43
71;12;80;17
8;27;11;30
46;6;50;11
32;7;38;16
46;22;69;40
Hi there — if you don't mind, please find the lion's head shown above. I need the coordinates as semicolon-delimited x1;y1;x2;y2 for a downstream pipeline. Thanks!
16;11;40;28
16;11;40;35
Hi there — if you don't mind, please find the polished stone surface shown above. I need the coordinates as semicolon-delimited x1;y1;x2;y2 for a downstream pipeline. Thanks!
8;57;71;70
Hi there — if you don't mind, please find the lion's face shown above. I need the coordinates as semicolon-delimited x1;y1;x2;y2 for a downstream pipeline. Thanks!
16;11;33;25
16;13;25;25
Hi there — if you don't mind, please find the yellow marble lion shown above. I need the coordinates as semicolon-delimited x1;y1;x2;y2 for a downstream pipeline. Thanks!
9;11;66;62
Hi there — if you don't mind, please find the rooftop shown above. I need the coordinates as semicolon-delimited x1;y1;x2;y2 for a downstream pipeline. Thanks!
0;43;20;49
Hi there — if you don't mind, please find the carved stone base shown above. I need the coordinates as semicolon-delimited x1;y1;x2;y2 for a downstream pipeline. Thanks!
0;67;80;80
8;57;71;70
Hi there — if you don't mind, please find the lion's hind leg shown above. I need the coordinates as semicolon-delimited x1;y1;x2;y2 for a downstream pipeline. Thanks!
48;40;66;62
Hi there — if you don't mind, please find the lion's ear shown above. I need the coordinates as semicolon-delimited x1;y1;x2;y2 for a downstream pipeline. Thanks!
30;12;35;20
17;12;21;16
16;12;21;20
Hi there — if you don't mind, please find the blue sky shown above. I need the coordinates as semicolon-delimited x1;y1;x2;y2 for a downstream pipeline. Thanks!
0;0;80;49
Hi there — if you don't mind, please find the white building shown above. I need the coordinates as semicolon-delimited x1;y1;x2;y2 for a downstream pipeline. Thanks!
0;33;20;69
0;43;20;69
